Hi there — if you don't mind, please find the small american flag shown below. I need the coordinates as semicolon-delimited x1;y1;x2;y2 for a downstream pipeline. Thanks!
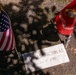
0;6;15;51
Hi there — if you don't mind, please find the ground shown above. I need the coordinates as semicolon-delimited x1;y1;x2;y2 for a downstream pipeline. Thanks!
0;0;76;75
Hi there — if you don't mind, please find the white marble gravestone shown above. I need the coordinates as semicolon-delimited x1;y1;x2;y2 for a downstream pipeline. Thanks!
22;44;70;73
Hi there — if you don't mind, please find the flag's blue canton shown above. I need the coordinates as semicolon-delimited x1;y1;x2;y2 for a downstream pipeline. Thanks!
0;10;10;32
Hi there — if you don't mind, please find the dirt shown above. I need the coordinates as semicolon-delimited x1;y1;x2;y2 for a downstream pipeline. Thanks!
0;0;76;75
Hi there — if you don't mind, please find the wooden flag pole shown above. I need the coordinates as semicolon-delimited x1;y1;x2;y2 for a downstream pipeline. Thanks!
65;34;72;48
15;47;21;60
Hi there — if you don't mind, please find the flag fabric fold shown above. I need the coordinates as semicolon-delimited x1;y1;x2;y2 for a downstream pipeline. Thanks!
0;6;15;51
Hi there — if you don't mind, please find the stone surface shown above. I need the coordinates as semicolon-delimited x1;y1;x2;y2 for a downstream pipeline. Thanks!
0;0;76;75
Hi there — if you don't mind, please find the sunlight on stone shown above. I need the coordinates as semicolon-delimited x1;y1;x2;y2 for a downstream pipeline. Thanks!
20;24;28;31
27;10;36;17
12;5;20;12
28;17;33;24
32;30;37;35
0;0;21;5
9;64;14;67
30;5;34;9
21;37;29;46
9;54;14;58
41;0;52;9
29;39;34;45
7;57;11;63
21;44;26;51
12;59;18;64
28;0;33;4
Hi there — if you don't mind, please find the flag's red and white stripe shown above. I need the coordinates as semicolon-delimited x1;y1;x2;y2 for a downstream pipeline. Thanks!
0;27;15;51
0;6;15;51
